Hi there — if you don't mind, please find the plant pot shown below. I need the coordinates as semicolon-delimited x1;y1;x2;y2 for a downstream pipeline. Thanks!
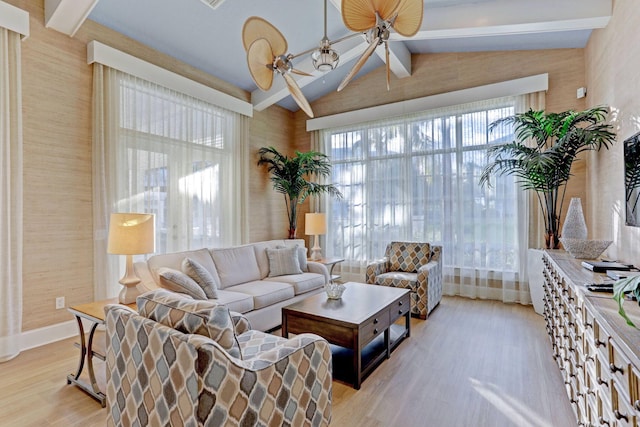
527;248;545;316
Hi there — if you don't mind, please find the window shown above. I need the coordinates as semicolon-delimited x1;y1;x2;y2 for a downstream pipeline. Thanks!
93;65;247;298
323;97;519;278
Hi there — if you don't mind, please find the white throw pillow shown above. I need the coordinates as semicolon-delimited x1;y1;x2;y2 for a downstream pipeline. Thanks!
267;246;302;277
157;267;207;300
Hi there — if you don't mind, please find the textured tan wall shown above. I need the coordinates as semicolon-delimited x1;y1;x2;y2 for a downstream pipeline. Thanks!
300;49;588;237
585;0;640;264
7;0;292;331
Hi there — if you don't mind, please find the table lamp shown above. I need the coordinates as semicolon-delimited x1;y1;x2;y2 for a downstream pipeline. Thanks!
107;213;155;304
305;213;326;261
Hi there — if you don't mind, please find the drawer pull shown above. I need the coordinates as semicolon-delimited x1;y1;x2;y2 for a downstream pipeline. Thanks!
596;377;608;387
609;363;624;375
399;301;403;306
595;339;606;348
614;410;628;422
373;328;379;334
598;417;610;426
585;322;593;329
398;310;403;315
634;400;640;411
374;318;379;324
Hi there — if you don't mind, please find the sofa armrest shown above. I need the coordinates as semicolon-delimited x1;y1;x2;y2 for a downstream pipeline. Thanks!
365;257;389;284
307;261;330;284
229;311;251;335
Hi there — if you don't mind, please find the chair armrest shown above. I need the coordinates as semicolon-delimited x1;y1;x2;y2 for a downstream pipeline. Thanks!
417;260;439;282
229;311;251;335
366;257;389;284
307;261;330;284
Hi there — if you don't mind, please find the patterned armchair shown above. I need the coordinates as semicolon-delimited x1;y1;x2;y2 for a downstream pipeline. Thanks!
366;242;442;319
105;289;332;427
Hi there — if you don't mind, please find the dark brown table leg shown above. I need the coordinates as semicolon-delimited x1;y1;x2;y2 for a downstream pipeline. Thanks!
354;331;361;389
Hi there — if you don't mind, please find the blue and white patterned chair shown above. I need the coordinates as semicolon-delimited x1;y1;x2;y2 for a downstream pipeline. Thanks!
365;242;442;319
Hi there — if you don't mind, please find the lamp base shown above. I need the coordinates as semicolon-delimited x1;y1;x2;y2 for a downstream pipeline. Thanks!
119;283;141;304
118;254;142;304
310;235;322;261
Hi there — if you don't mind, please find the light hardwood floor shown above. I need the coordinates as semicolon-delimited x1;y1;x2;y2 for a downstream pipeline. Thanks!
0;297;575;427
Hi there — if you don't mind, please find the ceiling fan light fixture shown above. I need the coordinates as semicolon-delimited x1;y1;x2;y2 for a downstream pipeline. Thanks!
312;37;339;72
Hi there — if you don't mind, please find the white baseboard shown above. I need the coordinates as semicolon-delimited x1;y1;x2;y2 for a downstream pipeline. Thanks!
20;318;93;351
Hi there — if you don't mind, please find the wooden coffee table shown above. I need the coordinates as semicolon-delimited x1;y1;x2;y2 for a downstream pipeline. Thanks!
282;282;411;389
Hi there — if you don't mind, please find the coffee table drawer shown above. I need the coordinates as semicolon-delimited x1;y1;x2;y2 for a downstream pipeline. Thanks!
390;293;411;323
361;311;390;346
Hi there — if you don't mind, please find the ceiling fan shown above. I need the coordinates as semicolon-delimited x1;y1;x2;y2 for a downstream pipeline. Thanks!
242;0;423;117
242;16;317;117
339;0;423;92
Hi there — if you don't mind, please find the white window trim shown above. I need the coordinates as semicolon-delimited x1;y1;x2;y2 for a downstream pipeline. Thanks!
306;73;548;131
0;1;29;38
87;40;253;117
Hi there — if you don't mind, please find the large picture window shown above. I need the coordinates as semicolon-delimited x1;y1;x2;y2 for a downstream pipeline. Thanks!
322;97;528;302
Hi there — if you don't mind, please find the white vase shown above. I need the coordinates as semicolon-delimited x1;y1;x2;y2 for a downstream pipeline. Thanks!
562;197;588;240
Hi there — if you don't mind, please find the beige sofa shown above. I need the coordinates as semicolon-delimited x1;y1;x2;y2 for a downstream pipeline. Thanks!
134;239;329;331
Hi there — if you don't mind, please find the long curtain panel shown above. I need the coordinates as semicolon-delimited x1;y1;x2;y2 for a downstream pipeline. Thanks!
322;96;536;304
93;65;248;299
0;27;23;362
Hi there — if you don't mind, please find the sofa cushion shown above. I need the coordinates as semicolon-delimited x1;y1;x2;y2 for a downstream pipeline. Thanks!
210;245;261;288
253;240;286;279
147;248;219;285
225;281;295;310
137;289;241;359
263;273;325;295
267;246;302;277
182;257;219;299
264;273;325;295
214;289;255;314
282;239;308;271
387;242;431;273
157;267;207;300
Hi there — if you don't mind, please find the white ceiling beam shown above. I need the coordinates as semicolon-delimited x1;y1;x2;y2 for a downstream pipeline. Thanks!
251;35;368;112
45;0;100;37
393;0;611;41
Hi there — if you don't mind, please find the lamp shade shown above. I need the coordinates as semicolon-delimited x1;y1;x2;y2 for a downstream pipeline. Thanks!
305;213;327;236
107;213;155;255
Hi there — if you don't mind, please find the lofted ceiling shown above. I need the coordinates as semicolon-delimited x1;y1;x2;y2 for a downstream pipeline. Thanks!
54;0;612;113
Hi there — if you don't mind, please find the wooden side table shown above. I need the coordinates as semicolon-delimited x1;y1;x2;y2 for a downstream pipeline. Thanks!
66;299;136;406
309;256;344;282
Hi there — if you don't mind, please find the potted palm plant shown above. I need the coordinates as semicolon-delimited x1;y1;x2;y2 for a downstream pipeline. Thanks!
479;106;616;249
258;146;342;239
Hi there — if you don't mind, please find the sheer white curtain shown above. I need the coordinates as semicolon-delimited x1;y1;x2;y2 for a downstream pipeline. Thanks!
93;64;248;299
0;27;23;361
322;96;539;304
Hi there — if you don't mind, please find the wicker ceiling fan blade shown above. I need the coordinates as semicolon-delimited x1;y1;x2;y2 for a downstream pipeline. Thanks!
291;68;314;77
247;38;275;91
391;0;423;37
341;0;377;32
372;0;402;21
337;36;380;92
385;42;390;91
283;73;314;118
242;17;288;56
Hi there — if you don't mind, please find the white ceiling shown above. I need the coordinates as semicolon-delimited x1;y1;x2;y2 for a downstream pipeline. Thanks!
81;0;612;113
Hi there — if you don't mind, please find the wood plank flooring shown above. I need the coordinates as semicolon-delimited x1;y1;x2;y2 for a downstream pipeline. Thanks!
0;297;575;427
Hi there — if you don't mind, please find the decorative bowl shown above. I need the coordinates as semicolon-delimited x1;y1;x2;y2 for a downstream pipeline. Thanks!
560;238;612;259
325;283;346;299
